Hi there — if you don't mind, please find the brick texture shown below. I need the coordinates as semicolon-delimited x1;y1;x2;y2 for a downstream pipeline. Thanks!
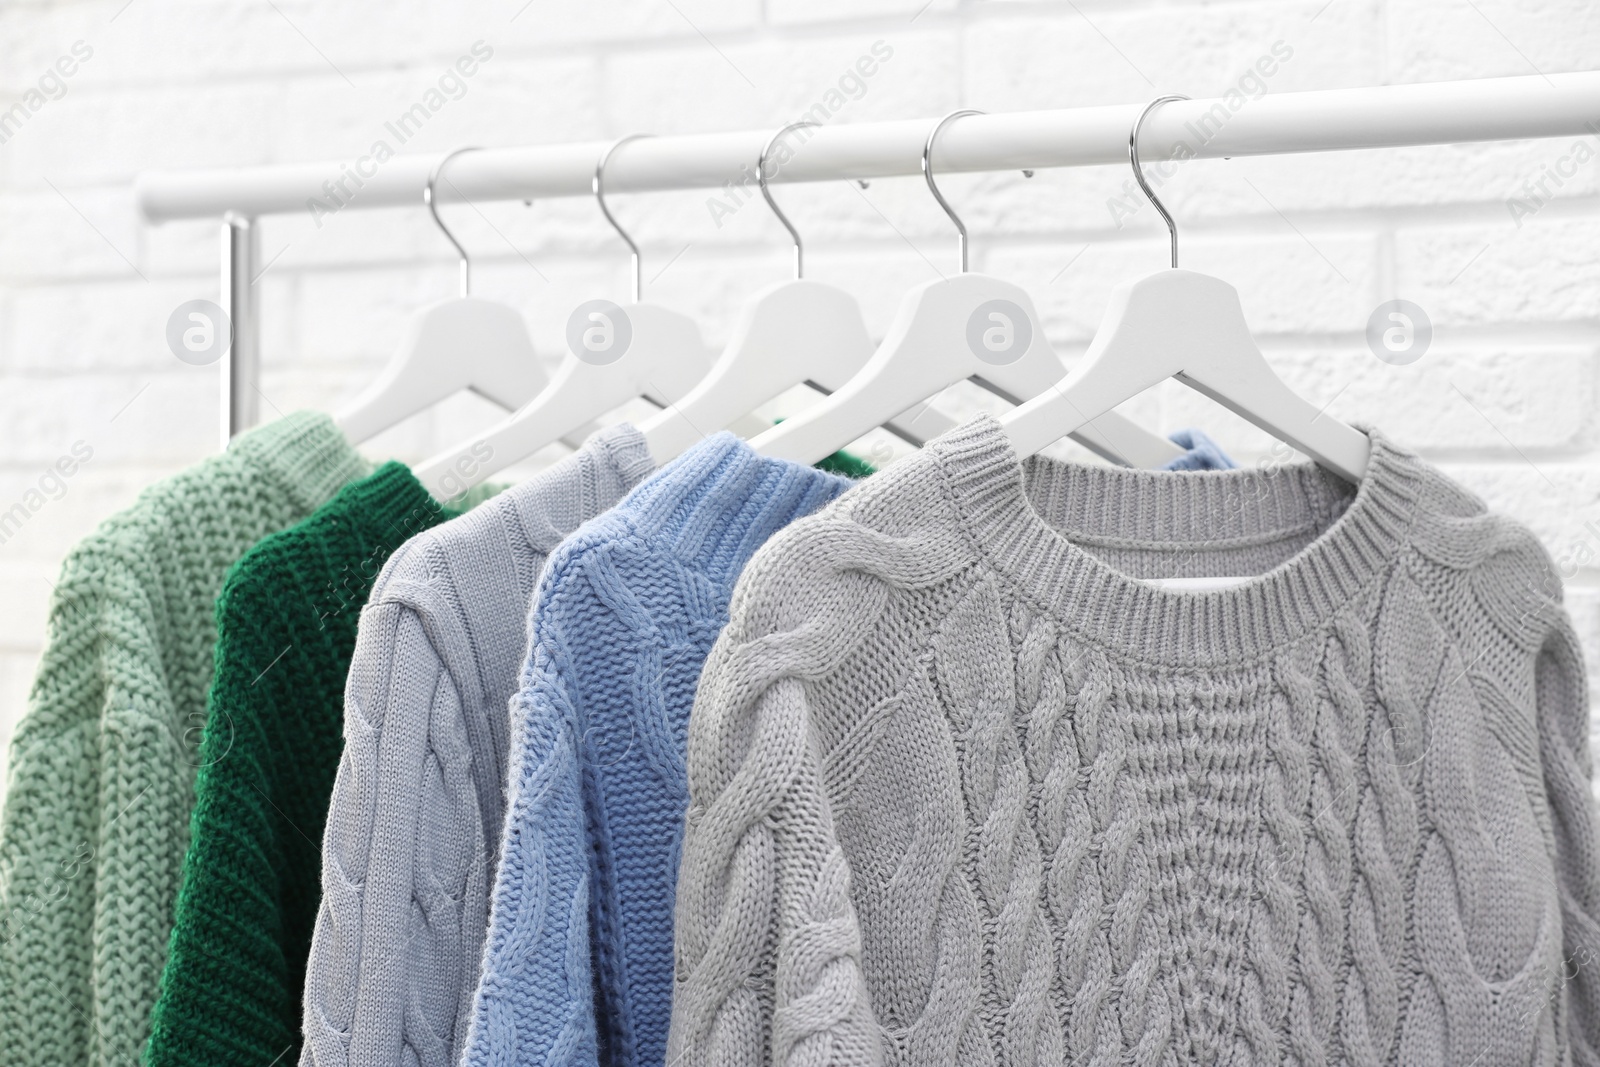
2;0;1599;788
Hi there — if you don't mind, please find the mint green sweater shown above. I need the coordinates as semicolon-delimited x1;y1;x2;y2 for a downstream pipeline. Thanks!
0;413;366;1067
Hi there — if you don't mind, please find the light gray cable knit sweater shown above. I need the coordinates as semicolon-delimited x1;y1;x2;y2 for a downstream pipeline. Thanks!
299;425;655;1067
668;415;1600;1067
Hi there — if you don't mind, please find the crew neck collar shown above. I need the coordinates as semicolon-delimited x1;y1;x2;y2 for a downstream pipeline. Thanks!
627;431;854;585
929;415;1424;667
232;411;369;515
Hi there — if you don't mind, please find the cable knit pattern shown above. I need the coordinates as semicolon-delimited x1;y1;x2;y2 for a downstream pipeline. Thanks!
938;586;1064;1065
668;414;1600;1067
459;432;853;1067
299;425;654;1067
0;412;365;1067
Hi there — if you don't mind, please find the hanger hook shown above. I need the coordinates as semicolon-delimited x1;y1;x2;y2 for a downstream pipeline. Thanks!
1128;95;1190;269
923;108;984;274
594;134;652;303
758;121;819;280
425;146;483;298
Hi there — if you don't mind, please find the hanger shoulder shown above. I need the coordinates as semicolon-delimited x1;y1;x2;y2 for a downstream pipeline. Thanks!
335;297;547;446
1176;367;1371;483
1145;271;1369;480
415;301;710;497
751;273;1033;464
1003;270;1369;480
623;304;715;403
964;301;1183;468
753;272;1186;468
641;280;873;463
733;280;873;392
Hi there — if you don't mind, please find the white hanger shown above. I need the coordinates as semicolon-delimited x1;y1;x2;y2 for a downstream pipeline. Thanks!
416;135;712;497
750;109;1183;470
1001;96;1371;483
334;147;549;445
640;121;955;465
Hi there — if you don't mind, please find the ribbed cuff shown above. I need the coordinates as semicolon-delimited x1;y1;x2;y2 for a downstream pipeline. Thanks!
340;461;457;548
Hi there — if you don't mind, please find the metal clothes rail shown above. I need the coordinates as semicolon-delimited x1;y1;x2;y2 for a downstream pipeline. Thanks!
131;72;1600;446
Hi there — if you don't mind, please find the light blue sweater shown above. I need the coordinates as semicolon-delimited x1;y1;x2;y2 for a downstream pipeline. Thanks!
457;427;1234;1066
459;433;855;1067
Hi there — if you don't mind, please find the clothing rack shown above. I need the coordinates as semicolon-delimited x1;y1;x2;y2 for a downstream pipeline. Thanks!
132;71;1600;448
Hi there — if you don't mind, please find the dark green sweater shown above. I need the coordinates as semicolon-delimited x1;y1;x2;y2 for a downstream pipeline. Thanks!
143;463;488;1067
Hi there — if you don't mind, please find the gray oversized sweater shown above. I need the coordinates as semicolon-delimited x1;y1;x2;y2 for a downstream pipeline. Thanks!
298;425;655;1067
668;414;1600;1067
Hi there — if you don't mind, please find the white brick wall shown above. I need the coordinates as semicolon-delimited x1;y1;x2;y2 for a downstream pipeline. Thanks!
3;0;1599;788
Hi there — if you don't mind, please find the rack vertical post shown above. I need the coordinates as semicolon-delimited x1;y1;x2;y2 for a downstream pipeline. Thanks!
220;213;260;448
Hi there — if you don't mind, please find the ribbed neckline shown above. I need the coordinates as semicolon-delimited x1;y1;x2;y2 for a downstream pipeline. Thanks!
228;411;369;515
588;422;659;491
338;459;456;538
630;431;853;587
930;415;1424;667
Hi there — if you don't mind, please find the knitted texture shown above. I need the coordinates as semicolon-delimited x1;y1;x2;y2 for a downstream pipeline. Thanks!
766;417;878;482
143;462;495;1067
815;448;878;480
0;412;366;1067
299;425;655;1067
460;432;853;1067
668;414;1600;1067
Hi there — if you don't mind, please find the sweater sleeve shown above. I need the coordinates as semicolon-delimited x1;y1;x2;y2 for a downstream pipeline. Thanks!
457;605;598;1067
144;584;299;1067
300;593;489;1067
0;578;117;1067
1536;613;1600;1061
1;551;196;1067
667;628;882;1067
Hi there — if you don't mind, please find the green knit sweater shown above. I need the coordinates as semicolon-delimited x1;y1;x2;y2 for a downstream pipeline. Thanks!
143;462;494;1067
0;413;366;1067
